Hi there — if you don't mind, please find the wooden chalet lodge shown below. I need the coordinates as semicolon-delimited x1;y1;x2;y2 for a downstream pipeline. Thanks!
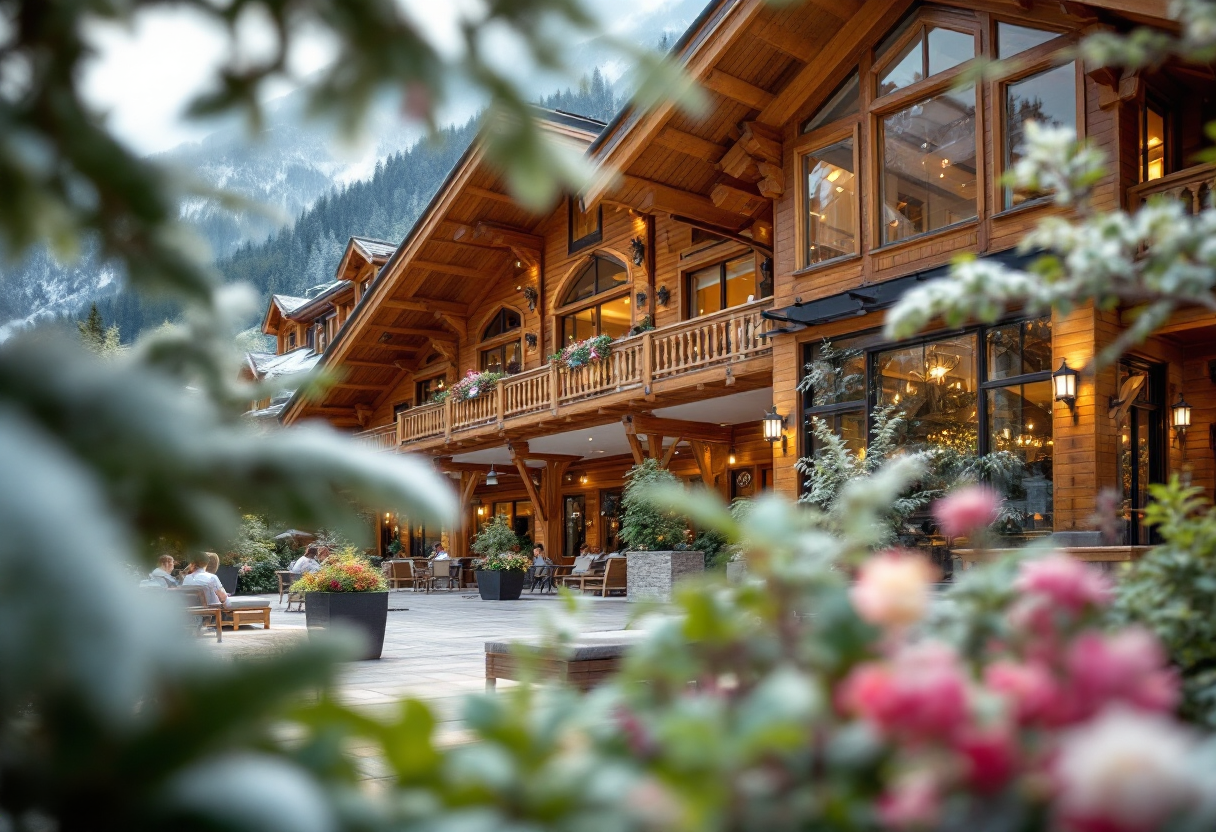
258;0;1216;572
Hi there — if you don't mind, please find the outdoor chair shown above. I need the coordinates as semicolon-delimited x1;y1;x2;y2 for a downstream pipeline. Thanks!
169;586;221;642
275;570;294;603
570;557;627;597
284;572;306;612
558;556;598;593
429;559;458;591
384;559;419;591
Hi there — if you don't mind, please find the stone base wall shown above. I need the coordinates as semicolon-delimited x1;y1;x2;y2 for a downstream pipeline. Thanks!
626;551;704;603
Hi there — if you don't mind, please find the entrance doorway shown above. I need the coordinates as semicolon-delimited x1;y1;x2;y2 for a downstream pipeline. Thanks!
564;494;586;559
1116;359;1166;545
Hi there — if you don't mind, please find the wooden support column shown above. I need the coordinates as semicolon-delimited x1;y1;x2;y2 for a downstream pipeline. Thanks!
454;472;480;559
537;459;573;561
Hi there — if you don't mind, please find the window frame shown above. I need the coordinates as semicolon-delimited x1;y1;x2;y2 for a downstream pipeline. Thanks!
555;255;632;343
567;197;604;254
794;123;863;272
987;19;1079;214
870;9;981;102
414;374;445;405
684;252;764;319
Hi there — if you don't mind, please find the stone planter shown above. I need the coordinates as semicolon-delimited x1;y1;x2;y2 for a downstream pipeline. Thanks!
216;565;239;595
626;551;704;603
725;560;748;584
475;569;526;601
304;591;389;660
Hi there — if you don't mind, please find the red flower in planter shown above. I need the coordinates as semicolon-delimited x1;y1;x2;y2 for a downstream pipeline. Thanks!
330;579;341;591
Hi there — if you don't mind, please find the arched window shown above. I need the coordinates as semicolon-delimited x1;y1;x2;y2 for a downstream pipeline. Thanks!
479;308;522;373
558;256;631;344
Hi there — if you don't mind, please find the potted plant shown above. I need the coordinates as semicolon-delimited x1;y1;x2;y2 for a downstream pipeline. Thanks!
292;551;389;660
471;515;527;600
620;458;702;602
551;334;613;370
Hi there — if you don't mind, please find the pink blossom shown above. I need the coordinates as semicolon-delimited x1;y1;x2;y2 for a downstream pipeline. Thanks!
877;771;940;829
934;486;1002;538
1064;629;1178;718
954;725;1018;793
1015;555;1113;613
850;550;937;630
838;643;970;741
985;660;1060;726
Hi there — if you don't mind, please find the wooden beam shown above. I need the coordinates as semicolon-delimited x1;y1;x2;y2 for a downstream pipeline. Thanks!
647;433;664;461
628;414;733;445
512;457;547;524
653;126;728;164
435;313;468;341
710;178;768;216
758;0;914;128
689;440;715;486
333;382;388;391
342;359;400;368
466;185;518;205
411;260;485;279
626;432;646;465
369;324;455;338
660;439;681;468
370;344;426;354
622;175;748;230
666;214;774;257
702;69;774;111
382;298;469;315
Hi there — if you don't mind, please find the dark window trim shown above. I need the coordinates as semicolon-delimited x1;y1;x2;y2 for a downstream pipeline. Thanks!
567;198;603;254
685;252;763;319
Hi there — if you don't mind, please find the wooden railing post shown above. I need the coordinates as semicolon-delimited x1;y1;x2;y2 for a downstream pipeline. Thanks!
642;330;653;394
443;397;453;441
496;379;506;428
549;363;560;414
395;412;403;448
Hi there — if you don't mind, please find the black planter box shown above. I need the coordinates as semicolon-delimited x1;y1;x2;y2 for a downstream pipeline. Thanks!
475;570;526;601
216;565;239;595
304;591;389;660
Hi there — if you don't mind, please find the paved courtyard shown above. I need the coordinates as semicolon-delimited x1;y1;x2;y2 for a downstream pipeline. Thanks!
204;588;635;776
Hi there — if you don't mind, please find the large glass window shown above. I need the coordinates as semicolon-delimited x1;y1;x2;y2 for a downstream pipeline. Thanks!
878;25;974;97
687;254;765;317
558;256;630;344
803;138;858;265
480;341;521;373
881;85;978;244
800;316;1055;554
997;22;1058;58
478;307;521;373
494;500;534;547
415;376;445;404
1004;62;1077;208
1141;101;1168;183
1116;359;1166;545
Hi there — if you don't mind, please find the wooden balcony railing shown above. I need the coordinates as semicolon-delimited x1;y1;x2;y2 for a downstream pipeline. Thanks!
1127;163;1216;214
353;423;397;452
396;299;774;447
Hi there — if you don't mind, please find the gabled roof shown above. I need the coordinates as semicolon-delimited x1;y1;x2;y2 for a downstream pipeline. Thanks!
247;347;322;380
280;108;602;428
351;236;398;261
272;294;310;315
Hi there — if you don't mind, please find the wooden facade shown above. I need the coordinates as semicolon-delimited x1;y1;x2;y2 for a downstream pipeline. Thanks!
262;0;1215;567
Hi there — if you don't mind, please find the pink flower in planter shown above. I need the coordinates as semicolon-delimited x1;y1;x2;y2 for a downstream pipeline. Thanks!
934;485;1002;539
329;579;341;590
877;770;941;829
1064;629;1178;718
839;642;970;741
985;659;1059;726
954;725;1019;793
850;550;937;630
1015;555;1113;613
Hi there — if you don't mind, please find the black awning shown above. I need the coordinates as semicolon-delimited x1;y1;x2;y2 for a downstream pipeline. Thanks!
762;248;1036;332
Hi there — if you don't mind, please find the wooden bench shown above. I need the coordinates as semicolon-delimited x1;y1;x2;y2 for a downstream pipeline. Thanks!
223;598;271;630
484;630;647;691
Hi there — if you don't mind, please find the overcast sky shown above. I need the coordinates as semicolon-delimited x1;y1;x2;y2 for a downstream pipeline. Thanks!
81;0;689;156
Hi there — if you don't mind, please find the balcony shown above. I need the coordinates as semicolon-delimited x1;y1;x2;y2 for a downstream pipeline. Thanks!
397;299;775;449
1127;163;1216;214
354;423;397;451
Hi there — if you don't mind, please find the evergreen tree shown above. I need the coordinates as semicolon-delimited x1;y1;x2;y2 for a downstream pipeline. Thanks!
76;303;121;356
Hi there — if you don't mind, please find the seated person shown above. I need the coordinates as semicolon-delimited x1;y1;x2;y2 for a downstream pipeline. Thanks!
430;542;450;561
290;543;324;575
182;552;228;607
148;555;178;588
532;544;552;568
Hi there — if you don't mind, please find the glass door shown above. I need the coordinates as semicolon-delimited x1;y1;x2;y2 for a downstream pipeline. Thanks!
1117;359;1166;544
564;495;586;560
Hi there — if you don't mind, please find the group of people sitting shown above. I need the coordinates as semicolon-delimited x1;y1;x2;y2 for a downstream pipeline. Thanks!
144;552;230;607
289;543;331;576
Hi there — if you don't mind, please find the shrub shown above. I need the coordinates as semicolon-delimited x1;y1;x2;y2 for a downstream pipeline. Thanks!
619;458;689;551
1112;478;1216;727
291;551;387;593
471;514;521;557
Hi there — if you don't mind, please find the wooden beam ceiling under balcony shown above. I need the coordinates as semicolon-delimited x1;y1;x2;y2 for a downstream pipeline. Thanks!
382;298;469;316
653;127;728;164
625;414;733;446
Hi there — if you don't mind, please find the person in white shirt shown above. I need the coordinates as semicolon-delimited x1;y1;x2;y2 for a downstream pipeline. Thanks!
181;552;228;607
148;555;178;588
290;543;325;575
430;543;450;561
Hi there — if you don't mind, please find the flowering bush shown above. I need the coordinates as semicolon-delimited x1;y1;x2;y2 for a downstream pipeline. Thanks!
471;514;521;558
551;334;613;370
291;551;387;593
475;552;530;572
435;369;506;403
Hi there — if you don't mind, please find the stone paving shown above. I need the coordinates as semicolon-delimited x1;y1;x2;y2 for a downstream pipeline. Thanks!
204;587;635;778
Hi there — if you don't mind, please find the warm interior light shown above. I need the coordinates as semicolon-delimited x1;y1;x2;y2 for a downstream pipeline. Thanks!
827;168;842;182
762;407;785;442
728;447;737;465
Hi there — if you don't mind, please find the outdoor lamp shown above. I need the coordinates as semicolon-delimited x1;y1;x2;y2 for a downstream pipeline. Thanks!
728;446;737;465
485;466;498;487
763;406;788;455
1052;359;1079;423
1172;395;1192;436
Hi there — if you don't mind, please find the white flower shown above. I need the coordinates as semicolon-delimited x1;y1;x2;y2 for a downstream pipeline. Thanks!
1054;707;1202;831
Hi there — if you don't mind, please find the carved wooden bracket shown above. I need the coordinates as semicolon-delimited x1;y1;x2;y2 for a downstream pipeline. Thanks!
718;122;784;199
1089;63;1142;109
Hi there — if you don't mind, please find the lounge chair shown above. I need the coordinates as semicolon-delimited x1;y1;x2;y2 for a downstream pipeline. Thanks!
571;557;627;597
170;586;221;642
558;555;598;593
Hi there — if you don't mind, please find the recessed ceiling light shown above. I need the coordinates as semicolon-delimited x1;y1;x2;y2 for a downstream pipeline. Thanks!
588;437;593;441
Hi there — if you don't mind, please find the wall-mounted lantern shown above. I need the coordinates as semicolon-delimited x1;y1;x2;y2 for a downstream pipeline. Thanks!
1052;359;1079;423
763;406;788;455
1172;394;1192;440
656;285;670;307
521;285;538;312
636;290;647;307
630;236;646;266
759;257;773;296
525;332;538;348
